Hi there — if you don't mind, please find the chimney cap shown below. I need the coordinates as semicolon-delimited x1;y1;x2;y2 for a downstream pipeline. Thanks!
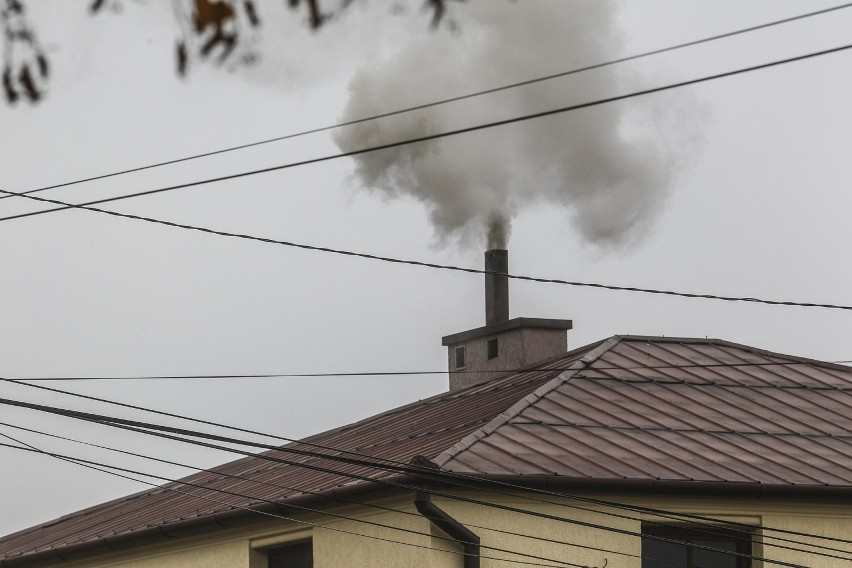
441;317;573;346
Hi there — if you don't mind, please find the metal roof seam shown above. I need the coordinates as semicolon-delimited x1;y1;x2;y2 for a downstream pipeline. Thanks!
676;346;852;434
729;387;846;437
569;376;698;432
512;421;852;440
697;428;833;485
595;350;833;437
636;379;777;435
479;425;623;478
617;341;738;384
774;435;852;485
573;376;852;390
516;390;612;429
609;427;738;481
676;343;783;388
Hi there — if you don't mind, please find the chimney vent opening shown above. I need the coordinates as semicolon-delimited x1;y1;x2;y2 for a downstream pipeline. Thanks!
454;346;466;370
487;338;499;360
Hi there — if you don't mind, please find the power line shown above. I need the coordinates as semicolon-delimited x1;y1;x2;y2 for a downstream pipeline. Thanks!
0;442;585;568
7;371;852;555
1;46;851;311
4;416;848;565
0;423;820;568
0;420;661;567
2;184;851;312
8;371;852;556
0;393;837;567
2;360;852;553
10;369;852;552
12;358;852;381
4;2;849;203
5;348;852;563
11;437;806;568
3;41;852;225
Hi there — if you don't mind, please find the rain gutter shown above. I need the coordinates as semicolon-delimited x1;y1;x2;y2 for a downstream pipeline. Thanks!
6;474;852;568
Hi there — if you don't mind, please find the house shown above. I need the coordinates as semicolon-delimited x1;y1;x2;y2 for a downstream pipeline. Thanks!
2;253;852;568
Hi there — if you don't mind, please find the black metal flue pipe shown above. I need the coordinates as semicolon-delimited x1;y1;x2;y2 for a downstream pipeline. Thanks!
485;249;509;325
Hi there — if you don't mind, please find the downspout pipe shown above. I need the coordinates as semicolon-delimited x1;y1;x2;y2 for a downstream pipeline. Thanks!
414;489;480;568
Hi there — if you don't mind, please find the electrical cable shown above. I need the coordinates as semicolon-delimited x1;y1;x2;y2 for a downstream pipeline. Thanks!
4;416;849;565
0;430;817;568
0;442;584;568
1;185;851;313
0;10;848;564
7;371;852;555
11;358;852;381
6;374;852;556
0;419;669;568
0;394;835;567
6;38;852;313
4;2;850;204
4;41;852;226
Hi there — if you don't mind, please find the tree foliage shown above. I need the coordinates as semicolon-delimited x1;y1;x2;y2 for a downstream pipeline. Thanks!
1;0;463;105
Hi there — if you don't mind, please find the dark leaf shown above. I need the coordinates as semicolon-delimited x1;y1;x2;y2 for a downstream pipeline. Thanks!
36;54;48;77
287;0;325;29
18;65;39;101
244;0;260;27
176;41;188;76
2;67;18;103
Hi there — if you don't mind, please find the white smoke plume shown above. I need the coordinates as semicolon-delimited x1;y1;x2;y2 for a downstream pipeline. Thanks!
334;1;697;250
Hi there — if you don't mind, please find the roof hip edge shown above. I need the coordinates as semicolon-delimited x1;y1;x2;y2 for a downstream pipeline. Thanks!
432;336;624;469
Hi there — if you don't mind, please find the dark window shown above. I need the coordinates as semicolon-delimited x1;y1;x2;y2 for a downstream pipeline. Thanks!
268;541;312;568
454;345;466;369
487;338;499;359
642;524;751;568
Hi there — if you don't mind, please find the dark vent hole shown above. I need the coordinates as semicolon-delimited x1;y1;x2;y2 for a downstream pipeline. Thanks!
488;338;499;360
455;346;466;369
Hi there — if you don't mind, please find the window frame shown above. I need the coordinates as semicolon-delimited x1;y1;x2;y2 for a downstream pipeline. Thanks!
641;523;753;568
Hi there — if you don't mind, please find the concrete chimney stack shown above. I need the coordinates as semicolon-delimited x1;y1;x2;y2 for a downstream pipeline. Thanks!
484;249;509;325
441;248;572;391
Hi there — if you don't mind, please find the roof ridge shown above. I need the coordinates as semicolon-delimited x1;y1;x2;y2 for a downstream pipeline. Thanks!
433;336;624;469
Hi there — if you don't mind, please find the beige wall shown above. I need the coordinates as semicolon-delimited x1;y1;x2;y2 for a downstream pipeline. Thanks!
37;491;852;568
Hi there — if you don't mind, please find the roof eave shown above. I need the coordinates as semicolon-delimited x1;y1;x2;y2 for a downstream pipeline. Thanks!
0;480;396;568
448;474;852;501
7;471;852;568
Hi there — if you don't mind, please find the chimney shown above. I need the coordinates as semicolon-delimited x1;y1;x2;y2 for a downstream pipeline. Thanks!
484;249;509;325
441;248;572;391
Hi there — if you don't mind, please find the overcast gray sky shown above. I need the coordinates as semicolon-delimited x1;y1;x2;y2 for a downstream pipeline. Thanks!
1;0;851;538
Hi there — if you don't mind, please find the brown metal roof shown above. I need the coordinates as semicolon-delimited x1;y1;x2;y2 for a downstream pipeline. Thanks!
4;335;852;566
437;336;852;487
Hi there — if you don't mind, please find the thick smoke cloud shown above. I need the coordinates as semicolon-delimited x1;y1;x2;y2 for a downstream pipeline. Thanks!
334;1;694;250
